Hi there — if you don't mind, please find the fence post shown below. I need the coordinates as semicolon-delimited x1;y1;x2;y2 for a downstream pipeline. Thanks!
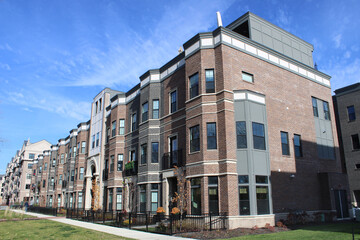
129;213;132;229
209;213;212;231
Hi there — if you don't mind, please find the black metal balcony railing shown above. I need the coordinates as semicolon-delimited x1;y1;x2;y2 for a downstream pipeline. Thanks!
162;149;184;170
124;161;138;176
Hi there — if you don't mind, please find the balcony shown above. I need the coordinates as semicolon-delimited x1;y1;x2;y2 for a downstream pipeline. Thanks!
124;161;138;176
162;149;184;170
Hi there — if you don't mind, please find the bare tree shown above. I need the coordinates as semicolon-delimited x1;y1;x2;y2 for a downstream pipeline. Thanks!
171;166;189;231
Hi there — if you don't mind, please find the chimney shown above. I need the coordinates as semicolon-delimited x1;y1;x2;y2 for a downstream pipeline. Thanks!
216;11;223;27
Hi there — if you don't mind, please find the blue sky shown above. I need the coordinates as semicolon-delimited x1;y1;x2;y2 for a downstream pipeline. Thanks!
0;0;359;173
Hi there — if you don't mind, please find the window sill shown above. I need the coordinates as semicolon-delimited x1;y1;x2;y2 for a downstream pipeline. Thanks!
189;151;201;155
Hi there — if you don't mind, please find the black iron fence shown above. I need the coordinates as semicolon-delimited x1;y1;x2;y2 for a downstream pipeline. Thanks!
27;206;58;216
66;209;227;235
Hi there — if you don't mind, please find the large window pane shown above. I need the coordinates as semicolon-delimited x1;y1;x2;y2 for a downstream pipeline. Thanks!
151;142;159;163
252;122;265;150
294;134;302;157
153;100;159;119
207;123;217;149
189;73;199;98
119;119;125;135
236;121;247;148
281;131;289;155
112;121;116;137
323;101;330;120
347;105;356;121
256;186;270;214
239;186;250;215
141;144;147;164
312;97;318;117
142;102;149;122
205;69;215;93
170;91;177;113
190;125;200;152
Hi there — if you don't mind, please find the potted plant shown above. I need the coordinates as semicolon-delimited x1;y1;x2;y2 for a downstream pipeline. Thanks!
171;207;180;220
156;207;165;221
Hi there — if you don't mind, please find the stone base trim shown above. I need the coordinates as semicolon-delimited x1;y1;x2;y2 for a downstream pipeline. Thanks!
227;214;275;229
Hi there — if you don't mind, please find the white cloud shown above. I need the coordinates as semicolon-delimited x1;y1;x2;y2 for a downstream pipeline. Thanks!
323;58;360;91
4;90;90;121
0;63;10;70
333;33;342;49
58;0;236;88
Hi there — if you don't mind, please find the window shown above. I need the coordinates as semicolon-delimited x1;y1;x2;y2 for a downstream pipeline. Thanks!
312;97;318;117
29;153;35;159
256;186;270;214
78;192;83;209
116;188;122;210
96;133;99;147
25;184;30;189
95;101;98;114
348;106;356;121
28;163;33;169
208;177;219;215
352;134;360;150
52;158;56;167
131;113;137;131
112;121;116;137
151;142;159;163
294;134;303;157
152;100;159;119
60;154;64;164
119;119;125;135
191;178;202;215
190;125;200;152
170;90;177;113
356;164;360;169
58;194;61;208
205;69;215;93
77;142;80;153
242;72;253;83
142;102;149;122
79;168;84;180
140;185;146;213
44;163;48;171
236;121;247;149
106;128;110;143
108;189;113;211
26;173;31;179
117;154;123;171
207;123;217;149
252;122;266;150
110;155;114;172
39;166;42;173
130;150;136;162
92;135;95;149
73;147;77;157
71;170;74;181
69;147;72;157
43;180;46;188
99;98;102;111
238;175;250;215
59;175;62;186
141;144;147;165
51;177;55;188
323;101;330;120
81;142;86;154
256;175;268;184
151;184;158;213
189;73;199;98
281;131;289;155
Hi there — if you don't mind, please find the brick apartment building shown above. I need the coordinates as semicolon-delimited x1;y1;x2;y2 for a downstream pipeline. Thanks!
334;83;360;209
2;12;350;228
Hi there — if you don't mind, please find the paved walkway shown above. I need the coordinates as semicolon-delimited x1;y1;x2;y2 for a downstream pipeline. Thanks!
10;209;194;240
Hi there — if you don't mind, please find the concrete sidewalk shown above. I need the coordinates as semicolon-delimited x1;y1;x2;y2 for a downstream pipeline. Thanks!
11;209;194;240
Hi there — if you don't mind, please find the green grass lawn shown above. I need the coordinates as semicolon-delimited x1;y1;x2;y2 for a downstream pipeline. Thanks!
0;210;35;220
0;219;133;240
224;222;360;240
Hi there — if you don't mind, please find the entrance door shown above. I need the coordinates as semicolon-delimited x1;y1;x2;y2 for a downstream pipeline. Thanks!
334;190;349;219
168;177;177;213
169;136;178;165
